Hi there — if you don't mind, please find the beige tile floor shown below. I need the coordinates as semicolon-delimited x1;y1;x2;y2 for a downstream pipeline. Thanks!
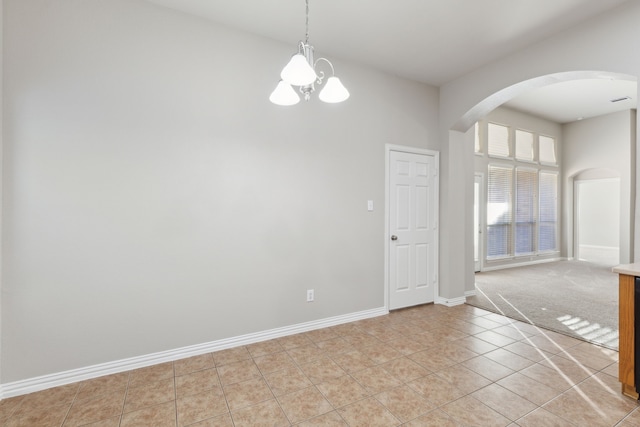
0;303;637;426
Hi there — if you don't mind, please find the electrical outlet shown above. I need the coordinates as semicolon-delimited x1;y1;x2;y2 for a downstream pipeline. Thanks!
306;289;314;302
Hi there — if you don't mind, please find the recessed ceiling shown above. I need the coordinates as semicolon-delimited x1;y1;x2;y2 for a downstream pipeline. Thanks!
145;0;637;122
504;78;637;123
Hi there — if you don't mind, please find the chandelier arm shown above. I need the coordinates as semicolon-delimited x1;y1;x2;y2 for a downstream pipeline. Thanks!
313;57;335;84
313;57;335;75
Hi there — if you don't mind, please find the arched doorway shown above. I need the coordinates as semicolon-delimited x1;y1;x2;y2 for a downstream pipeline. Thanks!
440;70;637;301
447;71;636;349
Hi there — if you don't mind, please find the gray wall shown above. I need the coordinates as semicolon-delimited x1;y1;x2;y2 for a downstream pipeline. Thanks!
2;0;439;382
562;110;636;263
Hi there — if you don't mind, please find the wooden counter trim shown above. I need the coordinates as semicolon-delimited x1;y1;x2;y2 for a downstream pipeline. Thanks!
619;273;637;398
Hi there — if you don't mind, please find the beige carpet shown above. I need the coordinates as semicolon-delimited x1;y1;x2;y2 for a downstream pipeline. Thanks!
467;260;619;350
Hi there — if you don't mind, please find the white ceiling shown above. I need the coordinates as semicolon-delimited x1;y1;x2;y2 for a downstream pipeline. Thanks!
146;0;637;123
504;78;637;124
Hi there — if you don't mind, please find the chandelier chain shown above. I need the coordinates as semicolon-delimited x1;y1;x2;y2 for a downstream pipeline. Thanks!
305;0;309;43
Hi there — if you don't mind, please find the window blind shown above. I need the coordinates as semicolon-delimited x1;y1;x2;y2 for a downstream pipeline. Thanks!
539;172;558;252
515;168;537;255
487;165;513;258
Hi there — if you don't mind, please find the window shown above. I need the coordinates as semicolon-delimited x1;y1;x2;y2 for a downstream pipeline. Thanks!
539;135;556;165
487;123;509;158
487;165;513;258
539;172;558;252
515;168;537;255
487;167;557;260
479;120;559;264
474;122;481;154
515;130;534;162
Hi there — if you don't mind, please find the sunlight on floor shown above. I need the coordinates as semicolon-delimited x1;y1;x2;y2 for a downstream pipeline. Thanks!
557;314;619;349
475;288;625;418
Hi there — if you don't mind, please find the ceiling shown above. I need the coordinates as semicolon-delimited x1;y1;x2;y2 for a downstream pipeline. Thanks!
146;0;637;123
503;78;636;124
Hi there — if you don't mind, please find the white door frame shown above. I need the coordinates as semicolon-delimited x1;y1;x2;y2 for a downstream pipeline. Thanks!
384;144;439;310
573;178;583;260
474;173;484;272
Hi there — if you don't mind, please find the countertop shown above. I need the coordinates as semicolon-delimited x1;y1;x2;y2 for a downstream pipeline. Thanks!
613;263;640;276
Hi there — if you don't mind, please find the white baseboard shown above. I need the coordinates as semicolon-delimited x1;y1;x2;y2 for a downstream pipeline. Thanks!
481;257;564;272
577;245;620;265
579;244;618;251
436;296;466;307
0;307;388;399
464;289;477;298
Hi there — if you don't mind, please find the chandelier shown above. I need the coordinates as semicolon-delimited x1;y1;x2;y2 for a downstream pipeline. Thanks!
269;0;350;106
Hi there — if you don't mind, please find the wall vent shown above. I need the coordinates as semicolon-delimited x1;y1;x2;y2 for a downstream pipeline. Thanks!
610;96;632;103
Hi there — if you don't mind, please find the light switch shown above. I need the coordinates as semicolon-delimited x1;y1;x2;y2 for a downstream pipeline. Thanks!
367;200;374;211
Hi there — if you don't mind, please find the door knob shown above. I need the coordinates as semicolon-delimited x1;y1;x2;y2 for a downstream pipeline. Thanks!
391;235;398;241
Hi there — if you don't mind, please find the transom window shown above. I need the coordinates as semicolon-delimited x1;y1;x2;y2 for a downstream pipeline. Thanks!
487;123;510;158
539;135;557;165
515;130;534;162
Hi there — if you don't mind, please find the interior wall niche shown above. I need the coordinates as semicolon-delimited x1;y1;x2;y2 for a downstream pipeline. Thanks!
574;173;621;266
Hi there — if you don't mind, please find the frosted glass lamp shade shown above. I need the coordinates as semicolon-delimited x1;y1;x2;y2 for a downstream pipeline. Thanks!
318;76;350;103
280;54;317;86
269;81;300;106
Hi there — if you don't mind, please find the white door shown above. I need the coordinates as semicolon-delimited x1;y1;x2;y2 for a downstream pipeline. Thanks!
388;150;438;310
